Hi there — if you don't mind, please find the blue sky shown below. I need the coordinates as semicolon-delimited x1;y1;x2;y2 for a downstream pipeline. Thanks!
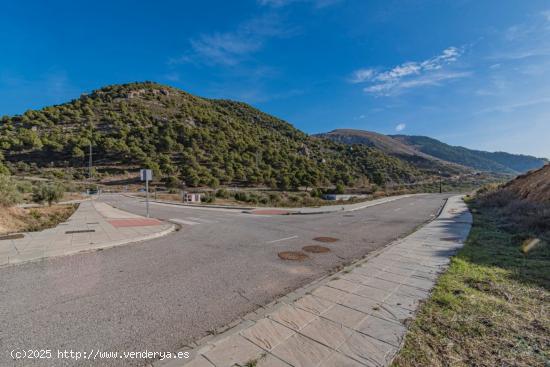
1;0;549;157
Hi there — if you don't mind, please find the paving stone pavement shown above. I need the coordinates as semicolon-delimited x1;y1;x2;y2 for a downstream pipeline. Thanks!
0;200;175;266
164;195;471;367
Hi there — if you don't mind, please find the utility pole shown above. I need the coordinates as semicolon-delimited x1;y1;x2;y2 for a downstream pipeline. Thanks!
145;177;150;218
438;171;442;194
89;142;93;180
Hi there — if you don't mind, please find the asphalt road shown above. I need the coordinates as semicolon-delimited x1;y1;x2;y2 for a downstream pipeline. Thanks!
0;194;449;366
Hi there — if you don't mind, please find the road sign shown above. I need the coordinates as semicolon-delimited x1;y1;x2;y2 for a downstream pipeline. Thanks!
140;169;152;181
140;169;152;217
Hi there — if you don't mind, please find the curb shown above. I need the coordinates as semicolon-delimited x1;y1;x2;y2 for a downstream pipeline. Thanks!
2;222;177;268
142;194;423;216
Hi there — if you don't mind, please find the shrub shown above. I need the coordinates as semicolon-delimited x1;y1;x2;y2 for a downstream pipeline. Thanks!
0;175;23;207
32;182;64;205
234;192;249;202
335;183;345;194
310;188;323;198
163;176;181;189
216;188;230;199
202;193;215;203
16;180;33;193
268;193;281;203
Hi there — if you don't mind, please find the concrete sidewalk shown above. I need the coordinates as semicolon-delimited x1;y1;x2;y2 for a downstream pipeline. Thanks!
169;195;471;367
0;201;175;267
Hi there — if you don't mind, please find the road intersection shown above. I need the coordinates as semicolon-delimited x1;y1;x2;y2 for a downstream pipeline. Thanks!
1;193;450;366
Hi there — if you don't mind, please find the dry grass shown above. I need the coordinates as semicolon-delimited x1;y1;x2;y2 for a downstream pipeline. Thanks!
0;204;77;235
392;190;549;367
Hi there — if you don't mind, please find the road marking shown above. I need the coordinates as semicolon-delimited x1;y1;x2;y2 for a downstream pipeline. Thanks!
266;235;298;244
394;208;402;212
187;217;217;223
170;218;201;226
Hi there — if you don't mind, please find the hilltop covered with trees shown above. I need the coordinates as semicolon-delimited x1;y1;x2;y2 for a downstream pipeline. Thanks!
0;82;419;189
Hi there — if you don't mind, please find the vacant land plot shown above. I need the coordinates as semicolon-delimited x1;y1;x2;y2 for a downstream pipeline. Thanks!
0;204;76;234
392;190;549;367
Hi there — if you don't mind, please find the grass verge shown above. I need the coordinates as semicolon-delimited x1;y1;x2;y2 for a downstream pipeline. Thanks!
392;196;549;367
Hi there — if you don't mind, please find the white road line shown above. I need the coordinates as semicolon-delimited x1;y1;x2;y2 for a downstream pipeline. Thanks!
187;217;217;223
170;218;201;226
266;235;298;244
394;207;402;212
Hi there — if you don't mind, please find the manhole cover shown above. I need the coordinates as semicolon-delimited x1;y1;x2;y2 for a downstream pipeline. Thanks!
278;251;309;261
302;245;331;253
313;237;339;243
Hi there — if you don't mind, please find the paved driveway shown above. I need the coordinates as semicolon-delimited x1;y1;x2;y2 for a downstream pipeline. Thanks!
0;194;449;366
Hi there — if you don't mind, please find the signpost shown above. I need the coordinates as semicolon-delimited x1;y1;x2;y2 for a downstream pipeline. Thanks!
140;169;152;217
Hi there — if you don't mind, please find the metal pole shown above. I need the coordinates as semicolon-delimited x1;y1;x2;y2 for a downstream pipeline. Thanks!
439;172;442;194
89;142;93;180
145;178;150;218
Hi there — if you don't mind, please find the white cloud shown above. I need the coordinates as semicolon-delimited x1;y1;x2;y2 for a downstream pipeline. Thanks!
172;14;291;66
395;123;406;132
349;68;375;83
351;47;467;95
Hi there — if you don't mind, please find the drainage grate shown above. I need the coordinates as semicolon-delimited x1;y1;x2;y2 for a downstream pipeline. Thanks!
313;236;339;243
86;222;99;225
0;233;24;240
66;229;96;234
278;251;309;261
302;245;331;253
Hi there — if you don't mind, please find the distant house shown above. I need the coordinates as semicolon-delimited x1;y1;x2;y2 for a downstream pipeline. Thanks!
184;193;201;203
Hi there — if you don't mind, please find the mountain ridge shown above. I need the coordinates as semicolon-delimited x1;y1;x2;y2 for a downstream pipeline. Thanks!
317;129;546;175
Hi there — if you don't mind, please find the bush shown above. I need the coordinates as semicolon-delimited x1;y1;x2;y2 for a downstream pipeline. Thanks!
202;193;215;203
0;175;23;207
310;187;323;198
16;180;34;193
268;193;281;203
32;183;64;205
215;188;230;199
163;176;181;189
335;183;345;195
234;192;249;202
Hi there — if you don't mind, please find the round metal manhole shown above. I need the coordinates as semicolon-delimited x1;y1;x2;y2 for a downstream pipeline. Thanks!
313;236;339;243
302;245;331;253
278;251;309;261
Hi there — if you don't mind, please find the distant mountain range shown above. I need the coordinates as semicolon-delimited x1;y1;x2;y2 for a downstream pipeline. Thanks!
317;129;547;175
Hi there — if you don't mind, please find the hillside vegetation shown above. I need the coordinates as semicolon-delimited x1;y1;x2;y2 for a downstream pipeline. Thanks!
0;82;418;189
392;135;547;174
317;129;467;175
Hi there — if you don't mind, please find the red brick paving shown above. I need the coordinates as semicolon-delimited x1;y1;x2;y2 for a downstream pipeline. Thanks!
108;218;163;227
